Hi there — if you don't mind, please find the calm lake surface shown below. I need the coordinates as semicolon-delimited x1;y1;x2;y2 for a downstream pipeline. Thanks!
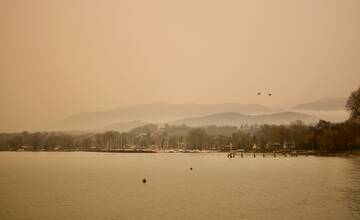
0;152;359;220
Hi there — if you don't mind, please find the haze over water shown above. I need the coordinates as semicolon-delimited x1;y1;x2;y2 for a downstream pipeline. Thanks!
1;1;360;219
0;152;359;220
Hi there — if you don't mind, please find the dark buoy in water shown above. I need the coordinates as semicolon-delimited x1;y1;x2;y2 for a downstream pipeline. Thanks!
190;167;193;170
142;178;147;183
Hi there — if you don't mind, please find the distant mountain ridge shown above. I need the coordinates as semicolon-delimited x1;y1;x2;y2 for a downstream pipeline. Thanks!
171;112;318;127
99;120;148;132
292;97;347;111
50;103;280;131
49;99;347;131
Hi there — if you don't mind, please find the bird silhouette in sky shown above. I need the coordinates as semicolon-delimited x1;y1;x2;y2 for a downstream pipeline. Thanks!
257;91;272;96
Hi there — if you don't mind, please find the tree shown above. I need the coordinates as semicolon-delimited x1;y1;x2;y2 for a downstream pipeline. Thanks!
346;86;360;122
187;128;208;150
31;132;42;151
9;135;23;150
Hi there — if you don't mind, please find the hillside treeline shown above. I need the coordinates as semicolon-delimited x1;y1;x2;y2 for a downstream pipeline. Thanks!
0;120;359;152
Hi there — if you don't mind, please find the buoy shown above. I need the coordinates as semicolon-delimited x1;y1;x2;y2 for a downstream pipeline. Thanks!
190;167;193;170
142;178;147;183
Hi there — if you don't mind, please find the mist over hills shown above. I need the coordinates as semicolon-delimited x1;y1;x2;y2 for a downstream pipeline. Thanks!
50;98;348;132
292;97;347;111
171;112;318;127
50;103;279;131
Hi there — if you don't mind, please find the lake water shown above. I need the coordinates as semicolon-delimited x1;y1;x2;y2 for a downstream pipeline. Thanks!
0;152;359;220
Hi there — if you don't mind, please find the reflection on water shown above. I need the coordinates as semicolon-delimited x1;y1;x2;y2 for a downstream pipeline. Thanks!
0;152;359;220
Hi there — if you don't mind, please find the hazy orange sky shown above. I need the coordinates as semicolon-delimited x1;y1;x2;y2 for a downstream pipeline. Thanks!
1;0;359;132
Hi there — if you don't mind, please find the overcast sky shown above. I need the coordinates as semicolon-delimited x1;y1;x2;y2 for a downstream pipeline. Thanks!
0;0;359;132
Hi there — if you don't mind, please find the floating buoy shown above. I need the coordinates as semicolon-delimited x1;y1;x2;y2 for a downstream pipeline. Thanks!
142;178;147;183
190;167;193;170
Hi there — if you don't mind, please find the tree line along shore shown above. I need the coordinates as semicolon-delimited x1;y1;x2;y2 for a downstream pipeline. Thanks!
0;120;359;154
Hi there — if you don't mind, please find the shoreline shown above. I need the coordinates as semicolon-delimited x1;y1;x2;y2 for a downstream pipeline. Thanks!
1;150;359;157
